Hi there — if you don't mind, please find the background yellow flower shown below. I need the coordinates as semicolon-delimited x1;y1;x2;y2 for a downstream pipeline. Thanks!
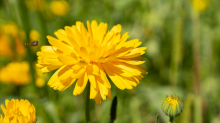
49;0;70;16
192;0;209;12
0;99;36;123
0;62;30;85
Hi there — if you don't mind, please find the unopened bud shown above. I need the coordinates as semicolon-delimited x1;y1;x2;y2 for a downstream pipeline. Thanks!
161;95;184;117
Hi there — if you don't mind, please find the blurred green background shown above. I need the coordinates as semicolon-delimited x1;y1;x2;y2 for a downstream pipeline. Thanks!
0;0;219;123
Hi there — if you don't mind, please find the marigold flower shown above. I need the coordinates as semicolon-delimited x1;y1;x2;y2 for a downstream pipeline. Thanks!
36;20;147;104
0;99;36;123
0;21;26;58
0;62;30;85
161;95;184;117
50;0;70;16
192;0;209;12
0;33;12;57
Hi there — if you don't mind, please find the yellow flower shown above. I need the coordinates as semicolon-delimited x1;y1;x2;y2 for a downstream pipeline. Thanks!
2;22;18;37
161;95;184;117
0;62;30;85
30;30;40;42
0;22;26;58
35;67;46;87
36;20;147;104
192;0;209;12
50;0;70;16
0;33;13;57
0;99;36;123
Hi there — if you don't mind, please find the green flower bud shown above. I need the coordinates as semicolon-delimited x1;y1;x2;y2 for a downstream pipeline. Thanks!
161;95;184;117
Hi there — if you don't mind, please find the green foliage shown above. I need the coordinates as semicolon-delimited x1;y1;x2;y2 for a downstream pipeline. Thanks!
0;0;220;123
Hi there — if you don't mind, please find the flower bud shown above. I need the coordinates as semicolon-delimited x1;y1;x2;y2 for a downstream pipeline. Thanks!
161;95;184;117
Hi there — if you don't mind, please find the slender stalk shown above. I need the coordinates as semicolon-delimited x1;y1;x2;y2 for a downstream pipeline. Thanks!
169;117;174;123
192;8;202;123
85;82;91;123
17;0;36;92
192;7;200;95
169;0;183;87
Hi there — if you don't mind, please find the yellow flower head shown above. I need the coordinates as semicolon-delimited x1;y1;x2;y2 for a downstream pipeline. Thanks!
35;67;46;87
2;22;18;37
192;0;209;12
36;20;147;104
0;99;36;123
0;33;12;57
0;22;26;58
0;62;30;85
30;30;40;42
161;95;184;117
50;0;70;16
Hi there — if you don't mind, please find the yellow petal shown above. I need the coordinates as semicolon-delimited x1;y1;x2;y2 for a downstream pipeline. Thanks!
48;66;66;85
80;47;88;57
105;62;140;77
73;72;88;95
94;92;101;104
90;83;98;99
58;54;78;65
101;64;126;90
97;77;108;100
91;20;98;40
40;65;60;73
54;29;71;45
41;58;63;66
87;66;97;89
116;58;145;65
71;67;86;79
110;24;121;33
98;64;111;88
47;36;74;55
1;104;6;115
96;22;107;45
58;66;73;80
87;21;93;39
58;77;76;91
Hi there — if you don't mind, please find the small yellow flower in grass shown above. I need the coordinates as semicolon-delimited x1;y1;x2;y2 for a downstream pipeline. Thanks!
0;62;30;85
30;30;40;42
0;99;36;123
50;0;70;16
192;0;209;12
36;20;147;104
0;33;12;57
161;95;184;117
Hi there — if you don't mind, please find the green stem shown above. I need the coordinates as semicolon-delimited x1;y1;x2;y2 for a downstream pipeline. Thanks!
169;117;174;123
85;82;91;123
17;0;36;93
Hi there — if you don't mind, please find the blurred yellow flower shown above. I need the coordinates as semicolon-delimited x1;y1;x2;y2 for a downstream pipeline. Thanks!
50;0;70;16
0;62;30;85
0;34;13;57
2;22;18;38
0;99;36;123
30;29;40;42
35;67;46;87
192;0;209;12
0;22;26;58
25;0;46;12
37;20;147;104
